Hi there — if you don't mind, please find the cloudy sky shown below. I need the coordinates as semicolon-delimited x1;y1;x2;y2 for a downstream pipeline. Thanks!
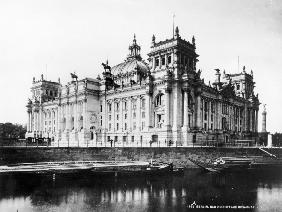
0;0;281;133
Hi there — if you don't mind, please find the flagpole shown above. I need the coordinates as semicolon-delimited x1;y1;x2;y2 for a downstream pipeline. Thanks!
173;14;175;38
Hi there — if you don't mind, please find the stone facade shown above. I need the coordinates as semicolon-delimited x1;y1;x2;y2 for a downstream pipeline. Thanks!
26;27;260;147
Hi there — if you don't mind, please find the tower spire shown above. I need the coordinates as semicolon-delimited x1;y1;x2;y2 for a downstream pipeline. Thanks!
127;34;141;60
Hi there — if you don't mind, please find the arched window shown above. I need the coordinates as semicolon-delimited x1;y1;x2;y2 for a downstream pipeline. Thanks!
155;94;164;106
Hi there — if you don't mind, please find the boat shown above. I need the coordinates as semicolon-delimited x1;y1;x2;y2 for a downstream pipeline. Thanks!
89;162;173;177
0;161;173;177
190;157;253;172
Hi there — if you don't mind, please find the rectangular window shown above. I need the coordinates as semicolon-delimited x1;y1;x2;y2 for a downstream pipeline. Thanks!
204;102;208;112
162;57;165;66
155;58;159;67
109;123;111;131
117;114;119;120
133;112;136;119
133;122;136;130
125;123;127;130
131;136;134;142
141;121;145;130
109;115;111;120
100;105;102;112
211;114;214;122
117;123;119;130
142;111;145;118
204;123;207;131
141;99;145;108
109;104;112;112
116;103;120;112
168;55;171;64
125;114;127;119
124;102;127;110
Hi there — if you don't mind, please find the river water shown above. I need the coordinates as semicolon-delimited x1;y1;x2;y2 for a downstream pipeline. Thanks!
0;169;282;212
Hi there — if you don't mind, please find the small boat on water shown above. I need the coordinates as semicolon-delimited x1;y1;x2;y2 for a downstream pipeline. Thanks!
190;157;254;172
0;161;174;177
190;156;282;172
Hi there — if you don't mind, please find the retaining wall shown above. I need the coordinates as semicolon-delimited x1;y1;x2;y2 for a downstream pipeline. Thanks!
0;147;281;168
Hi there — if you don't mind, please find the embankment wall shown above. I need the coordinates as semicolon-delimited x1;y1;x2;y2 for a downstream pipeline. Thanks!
0;147;281;168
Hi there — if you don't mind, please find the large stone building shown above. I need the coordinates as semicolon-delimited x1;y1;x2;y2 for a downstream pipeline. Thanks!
25;27;260;147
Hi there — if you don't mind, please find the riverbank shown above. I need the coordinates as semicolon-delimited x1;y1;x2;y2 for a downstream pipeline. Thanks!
0;147;281;168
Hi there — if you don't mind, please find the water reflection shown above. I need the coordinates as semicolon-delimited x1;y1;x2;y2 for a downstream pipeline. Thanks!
0;169;282;212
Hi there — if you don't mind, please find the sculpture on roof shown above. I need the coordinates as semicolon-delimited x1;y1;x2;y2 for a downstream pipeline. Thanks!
70;72;78;81
152;34;156;45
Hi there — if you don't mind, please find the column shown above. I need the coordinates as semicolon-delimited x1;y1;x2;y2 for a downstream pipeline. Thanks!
164;90;171;127
196;96;202;129
182;89;189;128
66;103;70;131
255;110;258;132
145;94;152;129
250;108;253;132
244;104;247;131
128;98;132;131
136;96;141;131
83;100;87;130
121;99;124;132
74;101;78;131
57;106;61;132
172;85;180;131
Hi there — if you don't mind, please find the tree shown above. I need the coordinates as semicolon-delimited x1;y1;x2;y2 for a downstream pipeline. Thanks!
0;123;26;139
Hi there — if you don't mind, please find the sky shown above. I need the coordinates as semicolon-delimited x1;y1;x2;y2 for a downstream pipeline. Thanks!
0;0;281;133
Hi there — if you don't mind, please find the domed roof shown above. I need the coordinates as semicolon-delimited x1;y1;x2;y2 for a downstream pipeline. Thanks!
111;34;149;77
111;58;149;76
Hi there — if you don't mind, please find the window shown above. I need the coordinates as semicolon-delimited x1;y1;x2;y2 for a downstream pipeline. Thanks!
204;102;208;112
125;123;127;130
155;58;159;67
117;114;119;120
142;111;145;118
211;114;214;122
100;105;102;112
141;98;145;108
133;112;136;119
108;104;112;112
109;115;111;120
168;55;171;64
133;122;136;130
132;101;137;109
117;123;119;130
109;123;111;131
155;94;164;106
116;103;120;112
141;121;145;130
204;123;207;131
124;101;127;110
211;102;215;113
236;84;240;90
125;113;127;119
162;57;165;66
